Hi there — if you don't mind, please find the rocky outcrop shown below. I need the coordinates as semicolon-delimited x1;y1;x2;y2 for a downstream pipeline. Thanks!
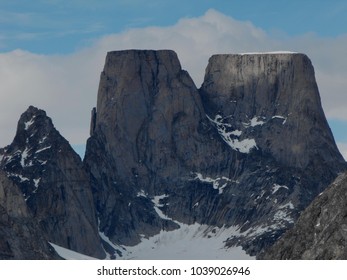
0;170;58;259
1;50;344;259
200;53;346;255
85;50;225;247
199;53;346;255
0;106;105;259
84;50;346;257
200;53;341;170
262;172;347;259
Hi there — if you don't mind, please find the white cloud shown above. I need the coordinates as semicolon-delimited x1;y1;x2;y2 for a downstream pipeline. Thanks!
280;33;347;120
94;10;273;86
337;142;347;161
1;9;347;149
0;48;105;146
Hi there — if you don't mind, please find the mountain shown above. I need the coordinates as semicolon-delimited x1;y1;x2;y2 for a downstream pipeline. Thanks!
84;49;217;248
263;172;347;259
0;170;58;259
200;53;341;171
83;50;346;258
198;53;347;255
1;50;345;259
0;106;105;259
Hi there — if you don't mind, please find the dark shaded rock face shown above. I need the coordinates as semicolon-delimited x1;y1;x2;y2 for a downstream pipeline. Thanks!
263;172;347;259
199;54;347;255
84;50;346;257
85;50;227;246
200;53;340;169
0;170;58;259
1;50;344;259
0;106;105;259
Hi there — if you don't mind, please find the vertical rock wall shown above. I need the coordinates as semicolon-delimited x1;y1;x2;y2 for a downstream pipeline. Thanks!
84;50;346;257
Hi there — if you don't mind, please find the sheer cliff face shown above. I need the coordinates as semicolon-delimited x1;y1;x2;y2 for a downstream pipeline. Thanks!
84;50;346;257
0;106;105;259
85;49;226;246
263;172;347;260
200;53;342;169
90;50;221;180
0;170;57;259
0;50;345;259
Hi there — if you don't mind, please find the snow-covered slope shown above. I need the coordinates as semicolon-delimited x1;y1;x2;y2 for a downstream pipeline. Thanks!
119;223;254;260
84;50;346;259
98;198;254;260
50;243;97;260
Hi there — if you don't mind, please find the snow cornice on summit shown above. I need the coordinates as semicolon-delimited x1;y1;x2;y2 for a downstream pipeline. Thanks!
238;51;298;55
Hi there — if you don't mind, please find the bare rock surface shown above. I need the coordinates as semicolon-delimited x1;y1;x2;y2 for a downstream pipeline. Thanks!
1;50;344;259
0;170;58;259
263;172;347;259
84;50;346;257
85;50;226;247
0;106;105;259
200;53;341;169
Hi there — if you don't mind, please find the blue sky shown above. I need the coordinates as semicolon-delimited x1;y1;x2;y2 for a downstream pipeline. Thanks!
1;0;347;158
2;0;347;54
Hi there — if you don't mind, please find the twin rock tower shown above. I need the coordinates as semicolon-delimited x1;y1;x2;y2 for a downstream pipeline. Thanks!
0;50;346;259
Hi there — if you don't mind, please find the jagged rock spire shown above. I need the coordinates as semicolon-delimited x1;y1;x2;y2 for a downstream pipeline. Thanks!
1;106;105;259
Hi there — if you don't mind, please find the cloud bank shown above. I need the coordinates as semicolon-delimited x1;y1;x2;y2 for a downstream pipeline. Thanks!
1;9;347;154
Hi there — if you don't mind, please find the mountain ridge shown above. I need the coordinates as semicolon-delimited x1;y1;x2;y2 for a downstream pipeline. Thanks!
84;50;346;258
0;49;345;259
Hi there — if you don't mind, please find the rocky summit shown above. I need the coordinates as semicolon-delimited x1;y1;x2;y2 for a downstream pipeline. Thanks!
0;50;345;259
200;53;341;170
84;50;346;258
84;49;223;247
0;106;105;259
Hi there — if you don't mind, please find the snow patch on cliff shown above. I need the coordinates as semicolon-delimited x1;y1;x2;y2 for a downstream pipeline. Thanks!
152;194;171;220
243;116;265;128
207;114;258;153
272;115;287;124
272;184;289;194
193;172;236;194
20;147;31;167
24;117;35;130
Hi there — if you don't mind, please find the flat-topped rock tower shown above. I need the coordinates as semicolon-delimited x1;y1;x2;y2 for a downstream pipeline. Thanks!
83;50;346;258
1;50;345;259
